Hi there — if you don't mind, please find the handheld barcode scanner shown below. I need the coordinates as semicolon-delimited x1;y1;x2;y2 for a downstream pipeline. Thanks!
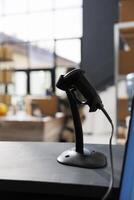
56;69;107;168
56;69;104;112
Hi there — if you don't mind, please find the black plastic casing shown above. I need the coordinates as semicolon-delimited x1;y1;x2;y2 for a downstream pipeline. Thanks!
56;69;103;112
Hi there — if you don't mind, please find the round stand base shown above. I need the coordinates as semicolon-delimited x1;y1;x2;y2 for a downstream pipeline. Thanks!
57;148;107;169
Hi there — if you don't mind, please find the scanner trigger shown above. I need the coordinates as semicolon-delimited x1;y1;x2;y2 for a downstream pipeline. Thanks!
70;88;87;105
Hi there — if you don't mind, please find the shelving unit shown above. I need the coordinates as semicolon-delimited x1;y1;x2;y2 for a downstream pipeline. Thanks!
114;0;134;142
0;43;14;105
114;21;134;141
0;69;14;105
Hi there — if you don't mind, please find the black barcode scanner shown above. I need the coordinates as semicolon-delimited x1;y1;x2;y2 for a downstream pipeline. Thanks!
56;69;104;112
56;69;114;200
56;68;107;169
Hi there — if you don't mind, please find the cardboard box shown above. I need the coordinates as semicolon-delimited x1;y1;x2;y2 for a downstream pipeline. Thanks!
119;50;134;74
0;94;11;105
0;69;12;83
0;70;4;83
119;1;134;22
0;44;13;61
25;95;58;117
118;98;129;123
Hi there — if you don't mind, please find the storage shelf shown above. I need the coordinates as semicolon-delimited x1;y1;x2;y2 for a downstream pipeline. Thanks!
114;18;134;140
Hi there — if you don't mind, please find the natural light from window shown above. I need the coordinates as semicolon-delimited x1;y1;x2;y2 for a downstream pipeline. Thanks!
0;0;82;97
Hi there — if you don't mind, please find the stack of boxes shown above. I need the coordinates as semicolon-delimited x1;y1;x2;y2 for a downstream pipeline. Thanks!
0;69;13;105
0;43;13;105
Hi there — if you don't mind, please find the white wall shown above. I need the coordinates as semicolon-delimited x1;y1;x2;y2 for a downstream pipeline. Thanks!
82;81;128;136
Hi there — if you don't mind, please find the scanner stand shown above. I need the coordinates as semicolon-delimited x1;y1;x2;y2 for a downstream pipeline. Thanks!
57;90;107;169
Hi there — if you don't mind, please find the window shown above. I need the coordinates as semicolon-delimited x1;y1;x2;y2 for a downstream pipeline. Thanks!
0;0;82;96
56;39;81;65
28;0;53;12
3;15;28;41
14;72;27;96
54;8;82;39
30;71;51;95
28;12;53;41
4;0;28;14
29;41;54;68
54;0;82;9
